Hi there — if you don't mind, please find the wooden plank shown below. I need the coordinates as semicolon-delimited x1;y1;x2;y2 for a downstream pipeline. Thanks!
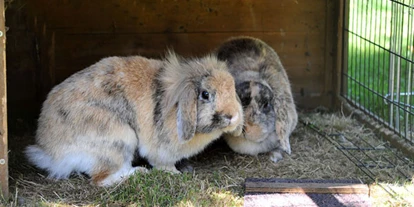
5;0;40;120
323;0;338;108
51;32;325;64
0;0;8;198
27;0;326;34
338;0;349;107
334;0;344;109
4;33;37;102
245;180;370;195
51;32;325;77
46;32;328;105
3;0;336;119
295;95;333;109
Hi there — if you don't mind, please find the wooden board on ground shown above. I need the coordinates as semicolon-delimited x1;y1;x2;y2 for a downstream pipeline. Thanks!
245;178;369;195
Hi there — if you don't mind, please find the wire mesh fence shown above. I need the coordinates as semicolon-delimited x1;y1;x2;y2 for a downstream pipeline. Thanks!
342;0;414;145
300;118;414;204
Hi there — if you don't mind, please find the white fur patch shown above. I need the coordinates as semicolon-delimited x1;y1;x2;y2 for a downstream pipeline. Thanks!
269;150;283;163
98;165;148;186
224;133;278;156
25;145;96;179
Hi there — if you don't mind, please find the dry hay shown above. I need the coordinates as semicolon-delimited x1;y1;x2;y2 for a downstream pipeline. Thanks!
300;111;414;183
4;111;414;206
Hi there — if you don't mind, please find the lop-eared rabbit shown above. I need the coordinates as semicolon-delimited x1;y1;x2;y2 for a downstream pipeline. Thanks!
216;36;298;162
25;51;243;186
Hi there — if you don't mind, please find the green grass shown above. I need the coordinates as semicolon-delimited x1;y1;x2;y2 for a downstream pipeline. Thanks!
106;170;242;207
345;0;414;140
2;170;243;207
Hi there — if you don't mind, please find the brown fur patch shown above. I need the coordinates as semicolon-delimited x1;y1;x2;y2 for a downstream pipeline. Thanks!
244;123;263;141
91;170;111;185
212;70;239;116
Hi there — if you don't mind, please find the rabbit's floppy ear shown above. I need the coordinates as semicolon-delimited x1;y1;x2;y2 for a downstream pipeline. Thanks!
176;85;197;142
160;51;198;142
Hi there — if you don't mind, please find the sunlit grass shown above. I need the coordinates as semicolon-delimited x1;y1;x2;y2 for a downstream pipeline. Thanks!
348;0;413;49
345;0;414;139
106;170;243;207
370;181;414;207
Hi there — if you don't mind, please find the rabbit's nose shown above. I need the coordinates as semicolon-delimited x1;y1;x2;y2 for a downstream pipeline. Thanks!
222;114;233;122
230;113;239;125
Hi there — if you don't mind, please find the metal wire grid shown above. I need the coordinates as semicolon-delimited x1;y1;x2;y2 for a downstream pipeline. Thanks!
342;0;414;145
301;119;414;202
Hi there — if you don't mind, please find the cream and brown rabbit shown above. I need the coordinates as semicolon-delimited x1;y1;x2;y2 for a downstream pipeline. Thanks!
216;36;298;163
25;51;243;186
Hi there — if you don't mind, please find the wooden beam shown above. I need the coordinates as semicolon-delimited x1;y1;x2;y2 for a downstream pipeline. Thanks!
0;0;8;198
245;180;369;195
335;0;349;110
323;0;337;109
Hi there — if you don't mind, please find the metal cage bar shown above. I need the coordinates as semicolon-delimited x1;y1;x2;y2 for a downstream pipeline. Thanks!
342;0;414;145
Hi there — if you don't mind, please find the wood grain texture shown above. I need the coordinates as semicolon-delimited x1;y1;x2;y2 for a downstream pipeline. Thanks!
0;0;9;198
28;0;325;34
245;180;370;195
5;0;41;119
51;32;325;85
6;0;340;120
337;0;349;109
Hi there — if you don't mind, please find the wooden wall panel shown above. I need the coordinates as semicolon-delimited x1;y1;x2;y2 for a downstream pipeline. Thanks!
51;32;325;69
6;0;39;120
50;32;326;98
28;0;325;34
6;0;339;121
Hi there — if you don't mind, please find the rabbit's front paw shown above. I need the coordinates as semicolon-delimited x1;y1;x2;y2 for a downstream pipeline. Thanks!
96;165;149;186
175;159;194;173
155;165;181;174
269;150;283;163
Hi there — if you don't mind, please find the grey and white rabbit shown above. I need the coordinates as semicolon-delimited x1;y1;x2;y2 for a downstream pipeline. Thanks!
216;36;298;162
25;51;244;186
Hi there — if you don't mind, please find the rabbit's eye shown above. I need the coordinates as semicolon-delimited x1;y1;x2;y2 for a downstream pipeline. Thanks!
263;102;272;112
241;97;251;107
201;91;210;100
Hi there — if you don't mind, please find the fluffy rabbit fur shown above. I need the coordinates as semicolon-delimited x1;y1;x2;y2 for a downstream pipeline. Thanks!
216;36;298;163
25;51;243;186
